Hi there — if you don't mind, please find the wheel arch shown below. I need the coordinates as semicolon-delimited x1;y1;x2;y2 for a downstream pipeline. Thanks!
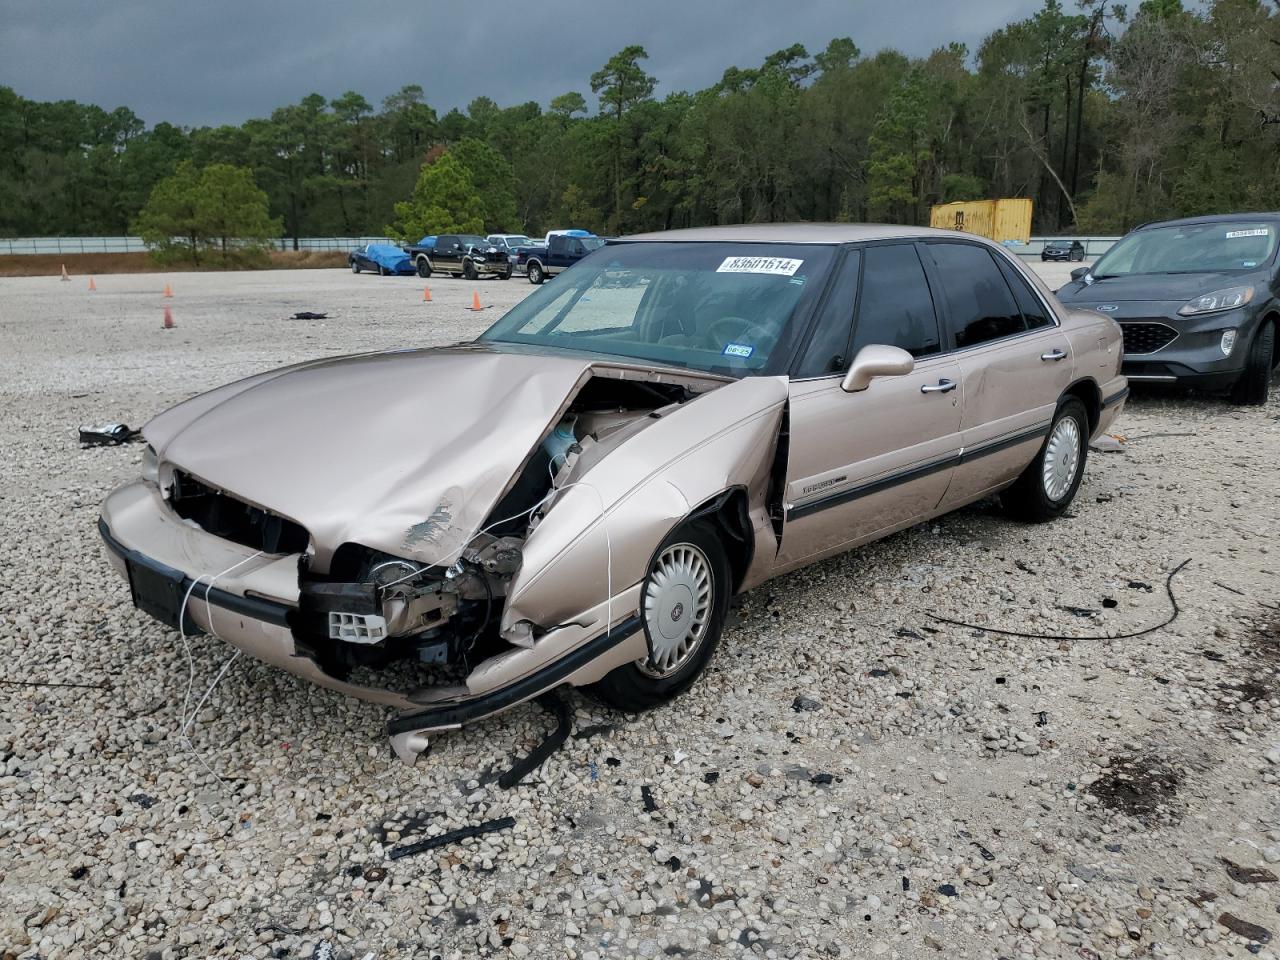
1061;377;1101;435
686;486;754;593
1263;310;1280;368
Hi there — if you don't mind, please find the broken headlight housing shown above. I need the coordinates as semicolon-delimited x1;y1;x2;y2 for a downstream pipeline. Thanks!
142;445;159;484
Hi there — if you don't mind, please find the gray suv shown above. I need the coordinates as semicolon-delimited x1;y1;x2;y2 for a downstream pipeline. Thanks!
1056;213;1280;404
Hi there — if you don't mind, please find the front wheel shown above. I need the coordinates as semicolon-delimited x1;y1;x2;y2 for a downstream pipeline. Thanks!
379;265;389;277
1000;398;1088;522
1230;320;1275;406
501;265;512;280
463;260;478;281
416;259;431;279
350;261;360;273
593;521;730;713
527;262;544;285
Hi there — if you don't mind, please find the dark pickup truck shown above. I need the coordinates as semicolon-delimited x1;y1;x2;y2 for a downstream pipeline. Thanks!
518;233;605;284
405;234;511;280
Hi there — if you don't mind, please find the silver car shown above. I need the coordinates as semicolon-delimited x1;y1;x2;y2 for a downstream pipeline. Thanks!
98;224;1126;761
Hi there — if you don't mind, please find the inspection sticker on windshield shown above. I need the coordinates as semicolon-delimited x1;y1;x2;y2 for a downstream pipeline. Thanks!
1225;228;1270;239
723;342;754;358
717;256;803;276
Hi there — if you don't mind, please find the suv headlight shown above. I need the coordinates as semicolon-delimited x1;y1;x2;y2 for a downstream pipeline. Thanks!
1178;285;1254;316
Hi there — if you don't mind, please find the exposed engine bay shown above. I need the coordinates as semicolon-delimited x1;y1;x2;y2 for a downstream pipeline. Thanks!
287;375;706;693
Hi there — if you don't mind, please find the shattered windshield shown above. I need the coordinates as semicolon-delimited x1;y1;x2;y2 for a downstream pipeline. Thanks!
479;241;835;375
1092;222;1278;277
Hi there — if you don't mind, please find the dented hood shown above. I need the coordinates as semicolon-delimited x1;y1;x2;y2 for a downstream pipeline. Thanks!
145;345;600;569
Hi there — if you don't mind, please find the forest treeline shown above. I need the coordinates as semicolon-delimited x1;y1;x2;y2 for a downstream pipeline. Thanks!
1;0;1277;242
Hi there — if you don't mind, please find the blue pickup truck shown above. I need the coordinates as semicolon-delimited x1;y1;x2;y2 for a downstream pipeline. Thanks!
517;231;605;284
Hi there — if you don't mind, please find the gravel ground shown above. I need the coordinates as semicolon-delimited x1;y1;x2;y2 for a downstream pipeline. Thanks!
1;264;1278;960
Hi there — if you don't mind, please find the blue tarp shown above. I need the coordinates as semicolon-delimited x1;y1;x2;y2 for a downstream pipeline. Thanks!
365;244;414;273
416;236;437;250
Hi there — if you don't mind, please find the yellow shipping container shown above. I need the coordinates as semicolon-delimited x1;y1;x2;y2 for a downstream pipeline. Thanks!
929;199;1032;244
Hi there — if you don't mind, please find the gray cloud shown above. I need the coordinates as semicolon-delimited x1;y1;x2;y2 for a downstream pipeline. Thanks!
2;0;1043;127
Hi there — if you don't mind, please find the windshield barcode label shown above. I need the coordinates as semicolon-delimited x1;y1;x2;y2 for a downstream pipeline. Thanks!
717;256;803;276
1225;228;1270;239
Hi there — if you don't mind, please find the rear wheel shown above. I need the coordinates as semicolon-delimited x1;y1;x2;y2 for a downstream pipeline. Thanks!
379;265;389;277
1230;320;1275;406
593;521;729;713
528;262;544;285
416;259;432;279
1000;398;1088;522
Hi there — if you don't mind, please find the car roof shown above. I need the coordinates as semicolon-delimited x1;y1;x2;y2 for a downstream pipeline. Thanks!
1135;212;1280;230
621;222;1000;245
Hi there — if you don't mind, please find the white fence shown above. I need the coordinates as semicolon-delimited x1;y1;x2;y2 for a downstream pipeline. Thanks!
0;236;396;255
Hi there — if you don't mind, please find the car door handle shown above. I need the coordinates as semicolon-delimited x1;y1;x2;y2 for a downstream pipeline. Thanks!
1041;349;1067;362
920;379;957;394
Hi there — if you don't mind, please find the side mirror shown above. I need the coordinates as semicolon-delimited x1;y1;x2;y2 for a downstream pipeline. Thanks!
1070;266;1089;281
840;344;915;393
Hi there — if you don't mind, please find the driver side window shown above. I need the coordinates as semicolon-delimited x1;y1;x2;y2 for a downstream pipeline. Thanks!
796;250;861;377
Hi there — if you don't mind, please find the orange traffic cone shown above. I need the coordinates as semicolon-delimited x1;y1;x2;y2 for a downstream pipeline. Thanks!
88;277;97;291
468;290;483;312
162;306;174;329
60;264;70;282
163;283;173;298
422;286;432;302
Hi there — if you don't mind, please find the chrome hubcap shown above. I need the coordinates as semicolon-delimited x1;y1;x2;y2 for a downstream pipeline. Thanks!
1042;416;1081;501
637;542;712;679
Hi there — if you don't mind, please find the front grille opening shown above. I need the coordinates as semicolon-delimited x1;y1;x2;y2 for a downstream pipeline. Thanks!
169;470;309;554
1121;322;1178;356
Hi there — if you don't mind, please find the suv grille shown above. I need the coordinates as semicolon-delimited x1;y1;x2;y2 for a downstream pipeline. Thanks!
169;470;309;554
1120;322;1178;356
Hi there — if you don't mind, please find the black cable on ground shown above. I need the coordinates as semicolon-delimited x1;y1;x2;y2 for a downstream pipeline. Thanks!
498;690;573;789
387;816;517;860
930;557;1192;641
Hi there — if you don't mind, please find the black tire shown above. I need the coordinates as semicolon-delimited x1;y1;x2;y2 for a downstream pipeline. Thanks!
379;265;389;277
350;260;360;274
501;265;512;280
416;259;432;279
463;259;478;281
1230;320;1275;406
1000;398;1089;522
593;521;730;713
528;261;544;285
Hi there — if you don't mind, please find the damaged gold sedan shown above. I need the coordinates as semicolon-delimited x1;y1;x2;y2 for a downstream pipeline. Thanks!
98;225;1127;762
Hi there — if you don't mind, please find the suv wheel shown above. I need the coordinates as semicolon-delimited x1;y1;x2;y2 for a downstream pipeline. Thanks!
593;521;729;713
1230;320;1275;406
1000;398;1088;522
416;259;431;279
463;260;478;281
350;261;360;273
528;262;544;285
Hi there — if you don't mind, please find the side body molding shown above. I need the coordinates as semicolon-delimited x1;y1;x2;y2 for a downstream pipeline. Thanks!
501;375;790;635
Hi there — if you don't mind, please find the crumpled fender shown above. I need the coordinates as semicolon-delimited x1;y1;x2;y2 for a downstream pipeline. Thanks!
501;375;789;634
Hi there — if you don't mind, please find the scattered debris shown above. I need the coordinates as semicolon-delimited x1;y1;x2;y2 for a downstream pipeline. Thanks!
289;311;328;320
0;677;110;690
1221;859;1277;885
1213;580;1246;597
703;771;719;784
1127;580;1153;592
1035;711;1049;727
1089;434;1126;453
937;883;959;897
1101;597;1118;609
973;843;995;862
1219;913;1272;944
497;691;572;789
641;785;659;812
868;668;891;678
363;866;387;883
931;558;1191;641
572;722;617;740
127;793;156;809
78;423;140;446
791;695;821;712
387;816;517;860
809;772;834;786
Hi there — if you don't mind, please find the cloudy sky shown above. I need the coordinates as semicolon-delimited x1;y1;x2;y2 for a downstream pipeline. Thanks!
2;0;1043;127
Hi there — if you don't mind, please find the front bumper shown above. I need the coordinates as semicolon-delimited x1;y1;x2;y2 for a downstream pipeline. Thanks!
98;479;646;749
472;259;511;275
1068;302;1257;390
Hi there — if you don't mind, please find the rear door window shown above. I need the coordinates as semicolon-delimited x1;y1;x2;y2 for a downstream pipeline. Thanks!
995;257;1054;330
850;244;942;358
927;242;1026;348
